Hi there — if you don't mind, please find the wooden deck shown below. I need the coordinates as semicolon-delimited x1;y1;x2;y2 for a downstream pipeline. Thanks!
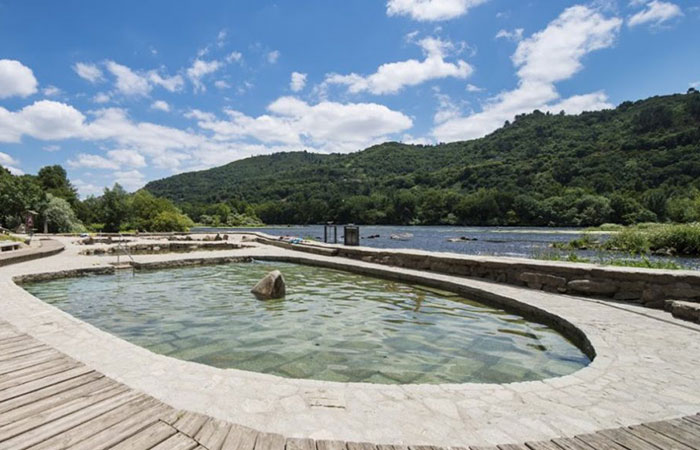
1;321;699;450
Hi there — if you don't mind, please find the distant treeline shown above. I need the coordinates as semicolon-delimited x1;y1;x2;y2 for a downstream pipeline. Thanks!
145;90;700;227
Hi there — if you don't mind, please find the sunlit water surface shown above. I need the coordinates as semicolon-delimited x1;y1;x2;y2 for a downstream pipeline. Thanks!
23;262;590;384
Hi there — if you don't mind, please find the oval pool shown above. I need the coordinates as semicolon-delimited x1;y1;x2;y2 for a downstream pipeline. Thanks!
22;261;590;384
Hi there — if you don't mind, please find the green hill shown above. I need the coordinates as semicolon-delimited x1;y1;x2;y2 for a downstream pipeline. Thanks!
145;90;700;226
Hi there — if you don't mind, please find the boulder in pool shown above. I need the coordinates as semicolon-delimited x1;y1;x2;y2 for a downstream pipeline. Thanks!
251;270;286;300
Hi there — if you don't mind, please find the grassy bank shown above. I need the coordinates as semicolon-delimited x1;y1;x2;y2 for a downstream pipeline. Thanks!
603;223;700;256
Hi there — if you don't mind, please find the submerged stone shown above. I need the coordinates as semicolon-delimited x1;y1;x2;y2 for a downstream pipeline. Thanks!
251;270;286;299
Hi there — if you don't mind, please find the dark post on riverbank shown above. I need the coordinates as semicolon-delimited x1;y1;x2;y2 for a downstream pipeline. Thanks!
324;223;338;244
344;225;360;246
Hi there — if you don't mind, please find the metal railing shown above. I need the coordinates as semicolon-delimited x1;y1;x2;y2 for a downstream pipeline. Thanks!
115;233;136;267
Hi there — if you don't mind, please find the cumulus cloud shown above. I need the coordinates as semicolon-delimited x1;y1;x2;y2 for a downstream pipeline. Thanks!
42;85;61;96
214;80;231;89
628;1;683;27
106;61;151;96
226;52;243;63
290;72;307;92
433;5;622;142
68;153;118;170
386;0;488;21
150;100;171;112
0;100;86;142
324;36;473;95
0;59;38;99
73;179;102;197
187;59;222;92
93;92;110;104
466;83;483;92
147;71;184;92
0;151;22;174
73;62;103;83
107;149;146;168
189;96;413;153
495;28;524;41
267;50;280;64
114;170;146;191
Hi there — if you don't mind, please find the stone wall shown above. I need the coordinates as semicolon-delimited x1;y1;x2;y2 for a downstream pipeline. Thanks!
256;236;700;310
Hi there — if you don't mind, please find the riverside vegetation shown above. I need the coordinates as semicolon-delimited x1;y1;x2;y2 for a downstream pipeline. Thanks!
147;90;700;228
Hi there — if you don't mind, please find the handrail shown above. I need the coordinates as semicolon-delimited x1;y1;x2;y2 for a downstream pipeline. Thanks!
115;233;136;267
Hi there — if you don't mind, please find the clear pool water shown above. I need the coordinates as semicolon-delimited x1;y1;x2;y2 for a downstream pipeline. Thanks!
23;261;590;384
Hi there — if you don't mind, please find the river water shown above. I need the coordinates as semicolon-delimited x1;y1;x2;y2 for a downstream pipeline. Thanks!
194;225;700;269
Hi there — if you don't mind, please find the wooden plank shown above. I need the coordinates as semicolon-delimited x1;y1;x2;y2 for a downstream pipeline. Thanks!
108;420;178;450
0;384;130;441
0;358;77;389
288;437;317;450
686;416;700;426
221;423;259;450
172;410;210;437
0;344;48;362
644;421;700;449
68;401;178;450
346;442;377;450
669;418;700;438
627;425;694;450
574;433;627;450
0;335;34;350
317;440;347;450
0;365;94;403
598;428;661;450
549;438;593;450
523;442;561;450
0;349;62;376
0;371;103;416
255;431;286;450
0;359;79;392
0;388;141;449
26;396;160;450
498;445;530;450
195;417;232;450
469;446;499;450
0;376;115;427
150;432;200;450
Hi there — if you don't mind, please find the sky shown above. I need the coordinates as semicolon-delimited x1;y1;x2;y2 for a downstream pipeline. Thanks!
0;0;698;197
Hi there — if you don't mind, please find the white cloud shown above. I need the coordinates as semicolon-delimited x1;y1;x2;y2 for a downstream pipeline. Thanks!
267;50;280;64
189;96;413;153
226;52;243;63
106;61;151;96
107;149;146;168
0;151;19;168
466;83;483;92
73;62;103;83
0;60;38;99
324;37;473;95
0;100;86;142
214;80;231;89
290;72;307;92
628;1;683;27
150;100;171;112
691;81;700;89
42;85;61;96
43;144;60;152
433;5;621;142
495;28;524;41
93;92;111;104
217;30;227;47
386;0;488;21
187;59;222;92
68;153;118;169
147;71;184;92
73;179;102;197
114;170;146;191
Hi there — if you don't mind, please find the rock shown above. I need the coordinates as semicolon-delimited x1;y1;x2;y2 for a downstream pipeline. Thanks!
519;272;567;289
669;300;700;323
251;270;286;300
567;279;617;296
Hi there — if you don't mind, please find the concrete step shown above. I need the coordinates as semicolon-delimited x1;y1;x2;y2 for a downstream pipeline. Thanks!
666;300;700;323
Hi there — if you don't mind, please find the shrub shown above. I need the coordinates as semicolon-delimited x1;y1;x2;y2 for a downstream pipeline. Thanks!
150;211;194;232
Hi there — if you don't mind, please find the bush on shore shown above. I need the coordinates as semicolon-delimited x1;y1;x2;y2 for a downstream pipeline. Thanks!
604;223;700;256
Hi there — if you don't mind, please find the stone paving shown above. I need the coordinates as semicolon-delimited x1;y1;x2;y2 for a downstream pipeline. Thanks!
1;235;700;447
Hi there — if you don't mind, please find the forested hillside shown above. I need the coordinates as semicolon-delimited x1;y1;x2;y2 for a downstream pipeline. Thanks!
145;90;700;226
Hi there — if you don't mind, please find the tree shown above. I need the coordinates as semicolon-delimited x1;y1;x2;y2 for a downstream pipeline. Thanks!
42;194;85;233
101;184;130;232
37;165;78;205
150;211;194;232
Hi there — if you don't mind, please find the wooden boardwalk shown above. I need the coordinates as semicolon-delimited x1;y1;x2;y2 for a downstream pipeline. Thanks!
1;321;699;450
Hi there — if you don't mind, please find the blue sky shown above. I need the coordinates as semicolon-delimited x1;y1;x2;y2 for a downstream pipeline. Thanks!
0;0;698;196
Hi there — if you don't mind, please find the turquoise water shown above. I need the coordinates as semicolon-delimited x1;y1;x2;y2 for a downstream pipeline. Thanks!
23;261;590;384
